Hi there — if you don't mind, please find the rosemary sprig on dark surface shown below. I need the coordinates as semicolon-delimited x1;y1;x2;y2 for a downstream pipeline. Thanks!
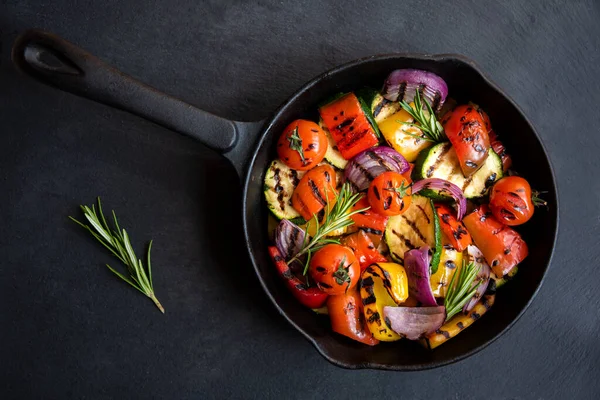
286;183;367;275
399;89;446;142
69;198;164;313
444;260;481;321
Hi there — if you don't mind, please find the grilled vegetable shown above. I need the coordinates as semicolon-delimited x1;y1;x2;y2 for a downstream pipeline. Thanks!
421;293;496;350
360;265;402;341
268;246;328;309
382;69;448;113
442;104;491;177
274;219;306;269
463;205;528;277
373;262;409;304
318;119;348;169
462;245;491;313
404;246;437;306
264;159;305;219
344;146;410;192
478;107;512;171
489;176;538;226
292;164;337;221
319;93;380;160
429;243;462;298
434;204;472;251
356;88;402;123
309;244;360;295
493;266;519;288
277;119;328;170
349;197;389;246
328;288;379;345
341;231;387;271
412;142;503;199
384;306;446;340
378;107;433;162
412;179;467;221
384;195;436;264
367;171;412;216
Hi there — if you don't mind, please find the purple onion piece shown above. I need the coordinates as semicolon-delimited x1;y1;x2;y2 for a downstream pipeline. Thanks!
411;178;467;220
383;306;446;340
404;246;438;307
275;219;306;263
463;245;491;313
382;69;449;113
344;146;410;192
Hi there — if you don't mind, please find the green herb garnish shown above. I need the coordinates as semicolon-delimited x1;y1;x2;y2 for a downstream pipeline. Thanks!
287;126;306;165
69;198;164;313
384;181;412;197
444;260;481;321
332;256;352;288
288;183;367;275
399;90;446;142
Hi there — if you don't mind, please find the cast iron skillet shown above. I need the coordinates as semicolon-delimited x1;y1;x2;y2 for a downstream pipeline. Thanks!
12;30;558;371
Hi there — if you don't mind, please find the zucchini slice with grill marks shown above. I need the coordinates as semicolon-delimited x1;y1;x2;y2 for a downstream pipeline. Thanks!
318;119;348;169
413;142;503;199
263;159;305;219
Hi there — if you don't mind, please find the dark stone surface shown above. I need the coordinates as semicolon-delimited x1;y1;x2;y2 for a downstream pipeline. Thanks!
1;0;598;398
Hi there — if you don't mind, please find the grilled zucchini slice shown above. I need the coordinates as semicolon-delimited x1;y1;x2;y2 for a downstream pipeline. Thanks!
413;142;503;199
263;159;304;219
318;119;348;169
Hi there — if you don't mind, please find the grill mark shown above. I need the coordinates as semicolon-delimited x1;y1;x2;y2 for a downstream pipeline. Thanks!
360;227;383;236
391;252;404;264
373;97;390;118
286;228;300;259
342;128;370;149
397;82;407;102
383;196;393;210
426;144;452;178
462;173;475;192
336;117;356;130
308;179;327;206
272;168;287;211
289;169;300;186
356;162;375;181
401;214;427;244
392;229;416;251
431;91;442;112
373;186;381;200
416;205;431;224
436;329;451;339
365;151;394;170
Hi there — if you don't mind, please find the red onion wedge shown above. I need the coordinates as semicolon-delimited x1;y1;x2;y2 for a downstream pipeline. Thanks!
462;245;491;313
411;178;467;220
344;146;409;191
382;69;448;113
404;246;438;306
275;219;306;263
383;306;446;340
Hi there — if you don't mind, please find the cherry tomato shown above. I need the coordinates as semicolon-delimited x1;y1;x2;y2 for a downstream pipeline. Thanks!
291;164;337;221
309;244;359;295
277;119;328;170
489;176;534;226
442;105;490;177
367;171;412;216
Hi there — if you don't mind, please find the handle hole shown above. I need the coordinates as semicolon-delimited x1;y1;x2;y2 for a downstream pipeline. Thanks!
23;43;82;76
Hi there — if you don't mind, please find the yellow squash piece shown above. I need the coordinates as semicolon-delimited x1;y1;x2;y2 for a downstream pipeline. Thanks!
373;262;409;304
420;294;496;350
429;243;463;298
359;265;402;341
378;105;433;162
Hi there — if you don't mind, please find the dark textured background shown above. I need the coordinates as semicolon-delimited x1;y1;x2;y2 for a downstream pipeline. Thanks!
1;0;599;399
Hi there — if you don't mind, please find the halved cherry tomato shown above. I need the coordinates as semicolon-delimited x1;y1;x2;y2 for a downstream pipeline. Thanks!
319;93;379;160
277;119;328;171
489;176;534;226
367;171;412;216
341;230;387;272
477;107;512;172
434;204;472;251
349;197;389;246
463;205;528;277
327;288;379;346
292;164;337;221
442;104;490;177
309;244;359;295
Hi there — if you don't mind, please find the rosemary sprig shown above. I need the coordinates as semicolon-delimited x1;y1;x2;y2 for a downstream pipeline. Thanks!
399;89;446;142
444;260;481;321
69;198;165;313
288;183;367;275
287;126;306;165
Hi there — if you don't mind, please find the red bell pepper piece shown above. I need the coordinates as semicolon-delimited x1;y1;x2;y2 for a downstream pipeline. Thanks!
341;231;387;272
463;205;528;277
434;204;472;251
319;93;379;160
327;288;379;346
268;246;328;309
349;197;389;246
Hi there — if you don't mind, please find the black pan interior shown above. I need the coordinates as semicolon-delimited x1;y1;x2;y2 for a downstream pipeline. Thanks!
242;55;558;370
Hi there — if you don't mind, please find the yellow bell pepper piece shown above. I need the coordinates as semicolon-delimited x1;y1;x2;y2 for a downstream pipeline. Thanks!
360;265;402;341
378;105;433;162
429;244;463;298
374;262;409;304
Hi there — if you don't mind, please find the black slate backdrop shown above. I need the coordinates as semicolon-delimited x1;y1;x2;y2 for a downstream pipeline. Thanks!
1;0;599;398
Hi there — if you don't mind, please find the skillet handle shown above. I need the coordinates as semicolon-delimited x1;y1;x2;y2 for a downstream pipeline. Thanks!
12;29;263;176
